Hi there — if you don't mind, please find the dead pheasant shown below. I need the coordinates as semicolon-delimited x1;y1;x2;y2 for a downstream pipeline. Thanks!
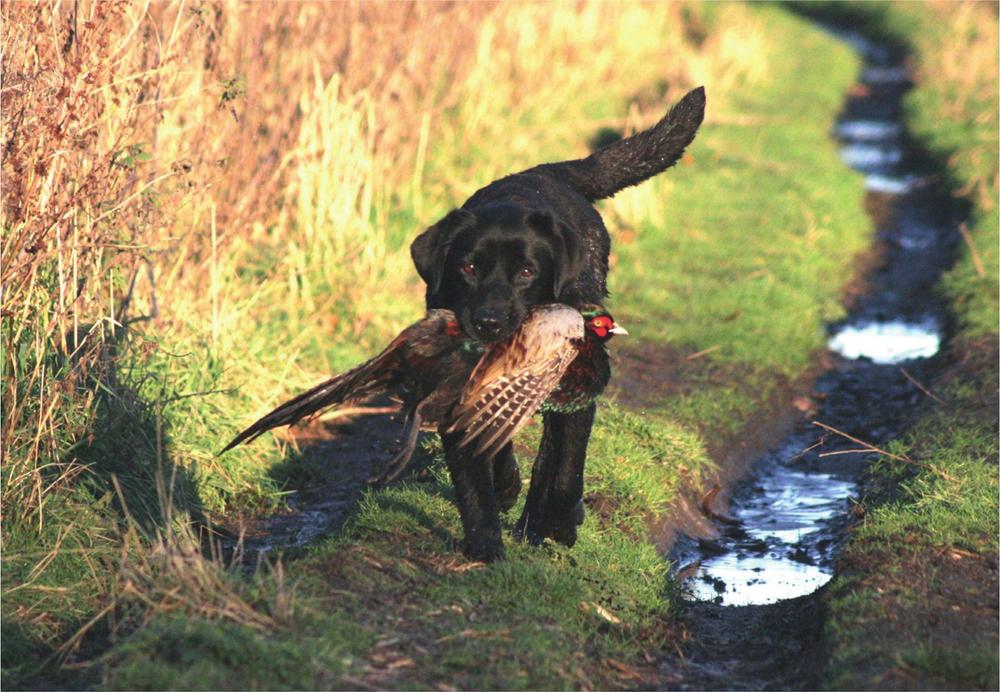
221;304;625;483
447;304;626;461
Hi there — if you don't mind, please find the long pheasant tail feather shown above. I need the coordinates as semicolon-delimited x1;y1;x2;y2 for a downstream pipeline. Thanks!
218;374;357;454
219;343;403;454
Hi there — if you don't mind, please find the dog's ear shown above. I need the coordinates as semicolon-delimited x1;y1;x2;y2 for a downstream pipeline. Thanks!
410;209;476;295
525;211;583;299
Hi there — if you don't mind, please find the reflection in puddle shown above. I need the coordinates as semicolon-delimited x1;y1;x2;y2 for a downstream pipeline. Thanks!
685;557;833;607
828;319;941;364
680;451;855;606
894;220;940;249
839;143;903;170
837;119;902;142
740;469;855;544
865;173;914;194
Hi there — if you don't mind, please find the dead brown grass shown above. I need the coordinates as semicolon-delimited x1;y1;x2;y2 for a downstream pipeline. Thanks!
1;1;495;523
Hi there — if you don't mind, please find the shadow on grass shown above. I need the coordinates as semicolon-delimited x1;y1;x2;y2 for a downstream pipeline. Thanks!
358;491;461;549
58;324;208;534
215;408;455;558
3;324;211;690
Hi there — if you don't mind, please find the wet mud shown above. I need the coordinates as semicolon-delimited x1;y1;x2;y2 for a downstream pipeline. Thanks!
218;409;411;560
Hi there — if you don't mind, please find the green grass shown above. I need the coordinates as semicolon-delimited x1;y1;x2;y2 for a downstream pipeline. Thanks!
822;357;1000;691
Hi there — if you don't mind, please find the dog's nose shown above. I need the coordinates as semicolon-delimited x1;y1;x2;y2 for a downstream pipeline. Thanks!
472;314;504;341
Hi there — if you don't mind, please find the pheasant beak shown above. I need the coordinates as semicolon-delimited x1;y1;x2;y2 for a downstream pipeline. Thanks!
609;324;628;336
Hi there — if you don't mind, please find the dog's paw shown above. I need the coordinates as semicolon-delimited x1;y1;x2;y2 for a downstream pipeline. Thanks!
512;512;545;546
514;499;584;547
543;522;578;547
535;500;585;547
462;533;506;563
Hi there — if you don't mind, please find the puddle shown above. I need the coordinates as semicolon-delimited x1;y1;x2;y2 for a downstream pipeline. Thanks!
865;173;915;194
862;66;910;85
685;557;832;607
677;426;862;606
739;467;855;544
675;25;958;607
836;119;902;142
839;143;903;171
829;318;941;364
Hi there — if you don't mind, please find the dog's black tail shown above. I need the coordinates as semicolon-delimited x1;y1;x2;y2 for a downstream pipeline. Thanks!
533;86;706;202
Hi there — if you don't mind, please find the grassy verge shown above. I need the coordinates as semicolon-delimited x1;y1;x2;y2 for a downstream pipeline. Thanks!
2;3;879;689
795;3;999;690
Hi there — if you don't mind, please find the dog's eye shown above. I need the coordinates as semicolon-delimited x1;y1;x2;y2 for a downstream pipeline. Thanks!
460;262;476;276
518;266;536;279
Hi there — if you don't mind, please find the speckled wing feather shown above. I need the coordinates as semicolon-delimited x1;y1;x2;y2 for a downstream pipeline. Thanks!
221;309;459;453
448;305;585;459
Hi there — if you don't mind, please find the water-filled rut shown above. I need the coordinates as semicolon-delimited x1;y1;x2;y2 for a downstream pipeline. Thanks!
671;20;959;632
666;24;965;689
674;25;958;609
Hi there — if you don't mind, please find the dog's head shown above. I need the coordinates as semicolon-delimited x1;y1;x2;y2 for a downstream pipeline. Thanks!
411;204;583;343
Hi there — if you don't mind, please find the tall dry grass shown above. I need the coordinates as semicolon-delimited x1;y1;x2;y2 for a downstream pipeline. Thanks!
2;1;495;523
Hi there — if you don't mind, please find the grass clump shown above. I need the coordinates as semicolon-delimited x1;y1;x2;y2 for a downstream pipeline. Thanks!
823;354;999;691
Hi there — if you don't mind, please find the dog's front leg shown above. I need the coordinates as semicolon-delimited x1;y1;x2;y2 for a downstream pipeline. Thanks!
441;430;505;562
514;403;595;547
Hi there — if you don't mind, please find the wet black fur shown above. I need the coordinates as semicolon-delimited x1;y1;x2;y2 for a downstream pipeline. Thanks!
410;87;706;561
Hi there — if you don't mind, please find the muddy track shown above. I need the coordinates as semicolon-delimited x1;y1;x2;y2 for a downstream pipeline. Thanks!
218;410;408;560
660;22;965;691
666;594;826;690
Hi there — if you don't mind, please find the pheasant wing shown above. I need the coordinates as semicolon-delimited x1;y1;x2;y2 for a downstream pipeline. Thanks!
448;305;584;459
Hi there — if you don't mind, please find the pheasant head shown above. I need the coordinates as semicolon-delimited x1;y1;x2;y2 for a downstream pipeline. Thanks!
579;305;627;342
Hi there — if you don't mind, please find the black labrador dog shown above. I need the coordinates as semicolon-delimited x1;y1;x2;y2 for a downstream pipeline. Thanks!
410;87;706;561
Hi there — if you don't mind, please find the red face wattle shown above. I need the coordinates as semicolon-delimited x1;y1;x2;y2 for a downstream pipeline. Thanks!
585;314;614;341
